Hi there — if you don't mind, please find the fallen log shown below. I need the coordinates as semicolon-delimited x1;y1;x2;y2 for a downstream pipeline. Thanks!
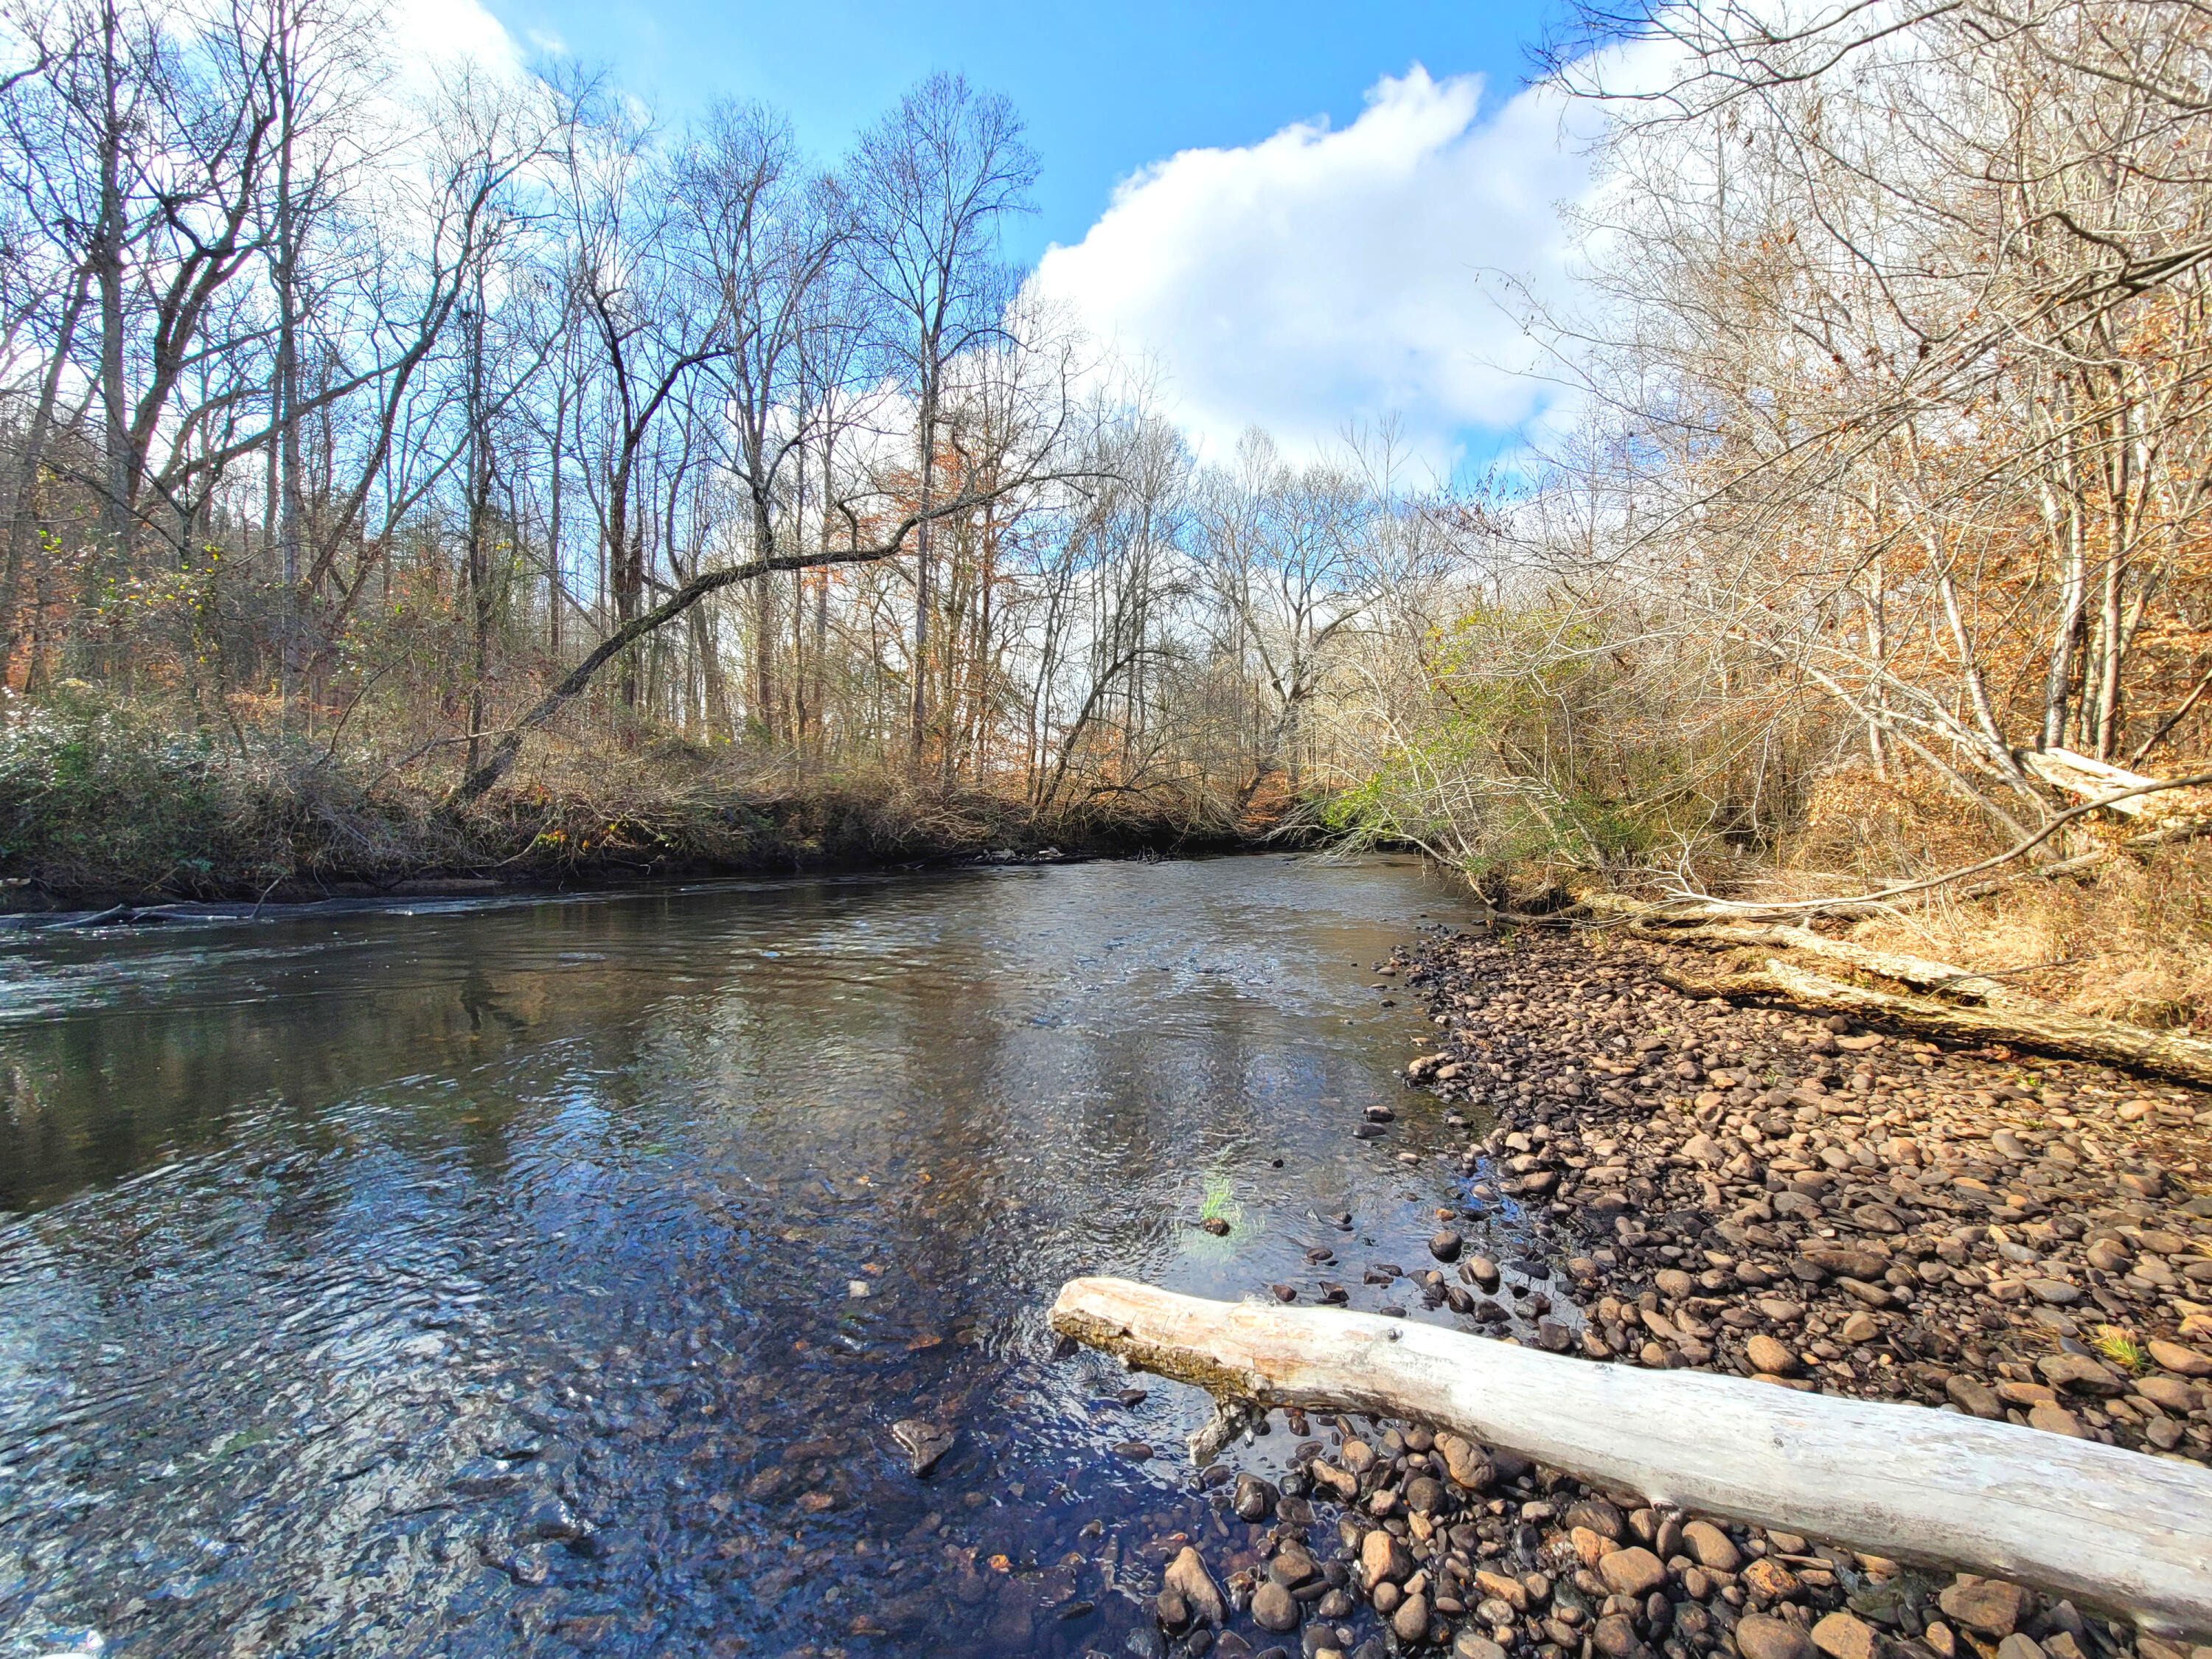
1646;953;2212;1086
1049;1278;2212;1636
1624;920;2042;1009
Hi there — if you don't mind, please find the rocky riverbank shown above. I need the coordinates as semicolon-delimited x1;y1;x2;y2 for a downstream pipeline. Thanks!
1104;922;2212;1659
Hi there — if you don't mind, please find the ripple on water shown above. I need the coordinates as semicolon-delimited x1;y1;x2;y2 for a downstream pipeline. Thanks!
0;855;1527;1657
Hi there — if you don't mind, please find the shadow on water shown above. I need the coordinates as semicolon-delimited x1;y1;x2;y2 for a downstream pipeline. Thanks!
0;853;1532;1658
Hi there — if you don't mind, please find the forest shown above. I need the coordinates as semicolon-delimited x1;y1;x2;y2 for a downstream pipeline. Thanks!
1;0;2210;1026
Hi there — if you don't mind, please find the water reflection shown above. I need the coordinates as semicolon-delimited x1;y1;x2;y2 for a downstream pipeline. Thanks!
0;855;1526;1658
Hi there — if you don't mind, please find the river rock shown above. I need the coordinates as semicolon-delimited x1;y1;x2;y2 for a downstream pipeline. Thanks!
1165;1546;1227;1627
1938;1577;2028;1636
1430;1230;1464;1262
1812;1612;1878;1659
1234;1472;1278;1521
1251;1579;1299;1632
1437;1433;1491;1489
2036;1353;2124;1396
1593;1613;1638;1658
2027;1402;2084;1436
1362;1528;1413;1585
1737;1613;1818;1659
1946;1375;2003;1419
2136;1375;2199;1413
1391;1590;1430;1644
1156;1588;1191;1632
1746;1334;1800;1376
889;1419;954;1476
1744;1559;1803;1601
2149;1339;2211;1377
1598;1546;1665;1598
1565;1498;1624;1541
1681;1519;1739;1571
1269;1544;1318;1586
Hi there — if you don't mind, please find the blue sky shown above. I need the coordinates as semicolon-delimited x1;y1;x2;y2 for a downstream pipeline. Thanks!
442;0;1595;476
479;0;1561;268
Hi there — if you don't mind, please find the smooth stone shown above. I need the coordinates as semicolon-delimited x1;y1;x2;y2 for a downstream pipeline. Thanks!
889;1419;955;1476
2149;1339;2212;1377
1593;1614;1639;1658
1158;1589;1192;1633
1390;1591;1430;1644
1737;1613;1819;1659
1166;1546;1228;1627
1251;1580;1301;1633
1598;1546;1666;1599
1681;1519;1740;1572
1234;1474;1279;1523
1437;1433;1492;1489
2027;1402;2084;1437
1945;1375;2003;1419
1938;1578;2028;1637
1747;1334;1800;1376
2036;1354;2124;1397
1361;1529;1413;1586
1813;1613;1878;1659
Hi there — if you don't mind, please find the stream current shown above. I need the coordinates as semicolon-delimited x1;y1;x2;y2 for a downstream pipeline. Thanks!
0;852;1517;1658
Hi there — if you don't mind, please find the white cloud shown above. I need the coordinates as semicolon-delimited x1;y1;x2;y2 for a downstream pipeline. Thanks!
1033;66;1598;474
384;0;528;86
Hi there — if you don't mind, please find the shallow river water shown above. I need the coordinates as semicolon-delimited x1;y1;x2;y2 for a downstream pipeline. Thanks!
0;853;1510;1659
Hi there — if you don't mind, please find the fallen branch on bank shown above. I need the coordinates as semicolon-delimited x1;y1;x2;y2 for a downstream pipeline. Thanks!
1644;952;2212;1086
1048;1278;2212;1637
1622;920;2042;1009
1580;771;2212;926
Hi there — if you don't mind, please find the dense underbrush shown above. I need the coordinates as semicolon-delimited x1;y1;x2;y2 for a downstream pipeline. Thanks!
0;687;1248;906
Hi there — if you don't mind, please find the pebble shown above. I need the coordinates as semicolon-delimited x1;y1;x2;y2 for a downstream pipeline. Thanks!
888;1418;954;1477
1166;1545;1228;1627
1251;1579;1299;1633
1746;1334;1800;1377
2149;1340;2211;1377
1738;1613;1818;1659
1939;1577;2028;1636
1085;925;2210;1659
1391;1590;1430;1644
1597;1545;1666;1598
1812;1611;1878;1659
1681;1519;1740;1571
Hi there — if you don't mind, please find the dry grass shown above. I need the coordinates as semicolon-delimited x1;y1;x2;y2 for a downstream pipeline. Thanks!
1848;839;2212;1033
1781;767;2009;879
1675;764;2212;1033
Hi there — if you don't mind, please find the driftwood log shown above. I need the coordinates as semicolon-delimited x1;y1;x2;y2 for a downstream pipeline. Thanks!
1050;1278;2212;1637
1646;952;2212;1088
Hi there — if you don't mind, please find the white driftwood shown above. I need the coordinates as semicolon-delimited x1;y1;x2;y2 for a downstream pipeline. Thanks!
1647;953;2212;1086
2023;748;2170;817
1050;1277;2212;1636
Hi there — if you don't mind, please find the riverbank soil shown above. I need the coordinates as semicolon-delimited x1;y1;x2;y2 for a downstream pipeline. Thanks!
0;761;1256;912
1138;924;2211;1659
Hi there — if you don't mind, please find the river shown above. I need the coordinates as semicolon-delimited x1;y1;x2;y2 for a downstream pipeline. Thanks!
0;852;1504;1658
